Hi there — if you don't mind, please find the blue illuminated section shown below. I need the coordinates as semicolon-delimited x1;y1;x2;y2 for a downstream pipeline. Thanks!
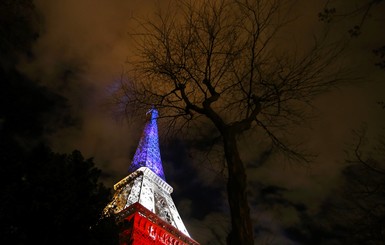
128;109;166;180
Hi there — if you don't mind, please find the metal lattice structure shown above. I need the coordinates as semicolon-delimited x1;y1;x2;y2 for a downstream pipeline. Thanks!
118;203;199;245
128;109;165;180
104;109;199;245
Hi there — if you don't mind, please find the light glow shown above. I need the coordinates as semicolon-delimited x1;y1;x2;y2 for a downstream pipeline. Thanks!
128;109;166;180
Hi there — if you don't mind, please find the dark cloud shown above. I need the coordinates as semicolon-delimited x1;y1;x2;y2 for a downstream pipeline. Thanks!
162;139;227;217
10;0;385;243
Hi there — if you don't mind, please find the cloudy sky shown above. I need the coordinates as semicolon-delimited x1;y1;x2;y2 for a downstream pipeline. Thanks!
18;0;385;244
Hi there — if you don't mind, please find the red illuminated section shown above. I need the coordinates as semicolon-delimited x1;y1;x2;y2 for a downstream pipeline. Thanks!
117;203;199;245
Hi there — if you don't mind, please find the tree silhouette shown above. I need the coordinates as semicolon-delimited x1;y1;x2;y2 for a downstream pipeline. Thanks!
116;0;348;244
0;1;118;243
0;142;118;244
319;0;385;68
292;129;385;244
332;130;385;244
319;0;384;36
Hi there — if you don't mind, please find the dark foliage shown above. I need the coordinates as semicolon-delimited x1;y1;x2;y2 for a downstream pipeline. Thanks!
0;1;119;244
0;141;118;244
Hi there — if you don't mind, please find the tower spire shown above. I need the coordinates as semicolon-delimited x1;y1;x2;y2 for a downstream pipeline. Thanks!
128;108;166;180
103;108;199;245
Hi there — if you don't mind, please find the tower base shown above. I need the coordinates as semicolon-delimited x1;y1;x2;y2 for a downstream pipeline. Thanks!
117;203;199;245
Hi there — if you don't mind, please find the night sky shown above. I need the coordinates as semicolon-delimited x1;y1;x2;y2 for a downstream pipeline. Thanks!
7;0;385;244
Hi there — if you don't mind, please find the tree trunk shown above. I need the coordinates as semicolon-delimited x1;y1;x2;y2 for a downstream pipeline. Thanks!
223;129;254;245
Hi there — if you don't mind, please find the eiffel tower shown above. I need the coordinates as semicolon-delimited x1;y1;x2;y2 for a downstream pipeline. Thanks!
104;109;199;245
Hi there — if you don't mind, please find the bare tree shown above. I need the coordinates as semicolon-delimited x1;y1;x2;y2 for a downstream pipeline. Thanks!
319;0;385;70
340;129;385;243
319;0;384;37
316;128;385;244
116;0;347;244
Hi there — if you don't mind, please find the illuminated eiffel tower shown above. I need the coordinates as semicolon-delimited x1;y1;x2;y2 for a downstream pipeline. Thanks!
104;109;199;245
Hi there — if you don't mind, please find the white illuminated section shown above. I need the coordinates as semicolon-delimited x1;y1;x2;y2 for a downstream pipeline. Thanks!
104;167;190;237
